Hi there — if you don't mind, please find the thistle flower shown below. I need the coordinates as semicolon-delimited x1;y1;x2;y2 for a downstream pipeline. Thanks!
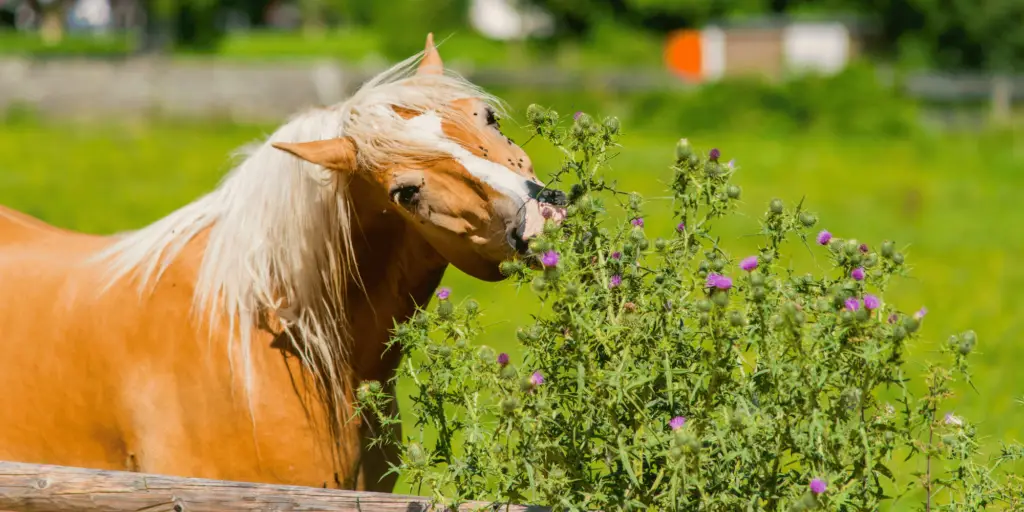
669;416;687;430
888;313;899;324
845;297;861;311
706;273;733;290
859;243;869;254
573;111;583;120
631;217;644;228
727;158;736;169
676;222;686;233
609;275;622;289
863;294;880;310
611;251;622;261
497;353;510;366
541;250;560;267
944;412;963;426
810;478;827;494
709;148;721;161
914;307;928;320
817;230;832;245
530;371;545;387
739;256;758;272
436;287;451;300
851;267;865;281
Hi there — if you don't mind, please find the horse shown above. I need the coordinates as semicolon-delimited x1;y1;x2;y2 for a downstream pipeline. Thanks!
0;34;565;492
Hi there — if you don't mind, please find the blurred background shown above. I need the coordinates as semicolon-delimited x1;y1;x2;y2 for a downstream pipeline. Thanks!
1;0;1021;507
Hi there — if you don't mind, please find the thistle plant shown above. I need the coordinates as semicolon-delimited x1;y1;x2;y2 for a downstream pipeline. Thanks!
357;106;1023;511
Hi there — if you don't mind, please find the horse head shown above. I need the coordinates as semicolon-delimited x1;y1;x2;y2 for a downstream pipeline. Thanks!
272;34;565;282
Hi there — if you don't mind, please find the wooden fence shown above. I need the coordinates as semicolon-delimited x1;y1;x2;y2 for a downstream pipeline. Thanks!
0;461;547;512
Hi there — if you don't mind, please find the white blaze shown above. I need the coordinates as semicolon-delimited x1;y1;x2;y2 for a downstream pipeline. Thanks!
406;112;537;204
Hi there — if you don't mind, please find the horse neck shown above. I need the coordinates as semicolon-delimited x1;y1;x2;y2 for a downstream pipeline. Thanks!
342;174;448;383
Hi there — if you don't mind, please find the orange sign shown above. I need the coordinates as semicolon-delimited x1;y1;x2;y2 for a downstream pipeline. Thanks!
664;29;702;81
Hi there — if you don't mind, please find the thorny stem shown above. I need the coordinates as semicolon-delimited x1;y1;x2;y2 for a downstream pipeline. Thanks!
926;410;934;512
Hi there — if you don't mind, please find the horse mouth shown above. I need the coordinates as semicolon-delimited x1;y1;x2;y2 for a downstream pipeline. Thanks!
511;199;567;259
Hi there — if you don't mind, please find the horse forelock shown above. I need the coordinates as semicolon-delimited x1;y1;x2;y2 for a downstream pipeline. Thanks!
88;48;500;466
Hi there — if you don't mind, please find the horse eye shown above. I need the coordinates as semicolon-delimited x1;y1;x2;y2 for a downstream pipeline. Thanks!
390;185;420;207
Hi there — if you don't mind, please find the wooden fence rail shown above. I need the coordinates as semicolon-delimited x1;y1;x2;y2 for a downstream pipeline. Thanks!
0;461;547;512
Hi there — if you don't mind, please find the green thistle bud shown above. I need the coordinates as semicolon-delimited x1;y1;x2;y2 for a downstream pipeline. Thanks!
855;307;869;322
407;442;427;466
729;310;746;327
668;446;683;461
712;290;729;308
630;228;645;242
465;299;479;314
544;266;560;281
711;258;726;272
478;346;495;363
654;274;665;284
752;287;766;302
368;380;382;394
548;467;565;480
864;253;879;267
501;397;520;413
840;310;854;324
500;364;517;380
437;300;454;319
829;239;843;253
844;240;859;256
516;328;530;343
892;325;907;341
356;382;372;403
698;312;710;324
881;240;895;258
958;330;976;355
750;272;765;286
638;239;649;250
726;185;742;199
654;238;667;251
413;312;430;328
526;104;546;125
902;317;920;333
799;212;817;227
769;198;784;214
697;299;713;312
687;154;699;167
892;252;905;265
698;260;710;272
623;242;635;255
531;276;548;294
565;282;580;297
841;387;862;409
675;138;694;162
604;116;620;134
761;252;774;264
520;376;535;392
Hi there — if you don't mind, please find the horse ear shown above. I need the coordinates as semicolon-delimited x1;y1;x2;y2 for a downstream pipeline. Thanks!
272;137;358;172
417;32;444;76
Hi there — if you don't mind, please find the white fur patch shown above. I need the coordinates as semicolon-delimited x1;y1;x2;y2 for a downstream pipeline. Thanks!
407;112;535;203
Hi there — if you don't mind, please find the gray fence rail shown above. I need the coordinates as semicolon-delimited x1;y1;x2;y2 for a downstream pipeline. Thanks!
0;57;1019;123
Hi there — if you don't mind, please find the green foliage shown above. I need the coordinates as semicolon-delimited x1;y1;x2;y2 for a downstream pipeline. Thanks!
358;107;1023;509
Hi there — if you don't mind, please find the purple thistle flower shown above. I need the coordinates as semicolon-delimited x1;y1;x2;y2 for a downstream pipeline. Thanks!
609;275;622;289
851;267;865;281
530;371;545;386
631;217;644;228
676;222;686;233
611;251;622;261
859;243;869;254
739;256;758;272
573;111;583;120
914;307;928;320
944;412;963;426
816;230;832;245
436;287;451;300
709;148;721;161
845;297;861;311
863;294;880;310
810;478;827;495
669;416;687;430
541;250;560;267
497;353;510;366
706;273;733;290
888;313;899;324
727;158;736;169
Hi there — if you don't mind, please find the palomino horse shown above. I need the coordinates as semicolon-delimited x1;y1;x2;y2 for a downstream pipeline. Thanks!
0;34;564;491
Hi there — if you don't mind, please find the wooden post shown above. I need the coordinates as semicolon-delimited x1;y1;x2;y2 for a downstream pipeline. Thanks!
990;74;1012;126
0;461;547;512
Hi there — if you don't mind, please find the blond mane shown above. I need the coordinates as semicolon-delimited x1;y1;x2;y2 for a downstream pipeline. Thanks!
92;49;505;464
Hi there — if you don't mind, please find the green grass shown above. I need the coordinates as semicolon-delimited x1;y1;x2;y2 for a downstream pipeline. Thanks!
1;116;1021;508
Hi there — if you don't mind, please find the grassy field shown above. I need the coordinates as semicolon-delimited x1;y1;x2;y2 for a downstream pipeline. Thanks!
1;114;1021;507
